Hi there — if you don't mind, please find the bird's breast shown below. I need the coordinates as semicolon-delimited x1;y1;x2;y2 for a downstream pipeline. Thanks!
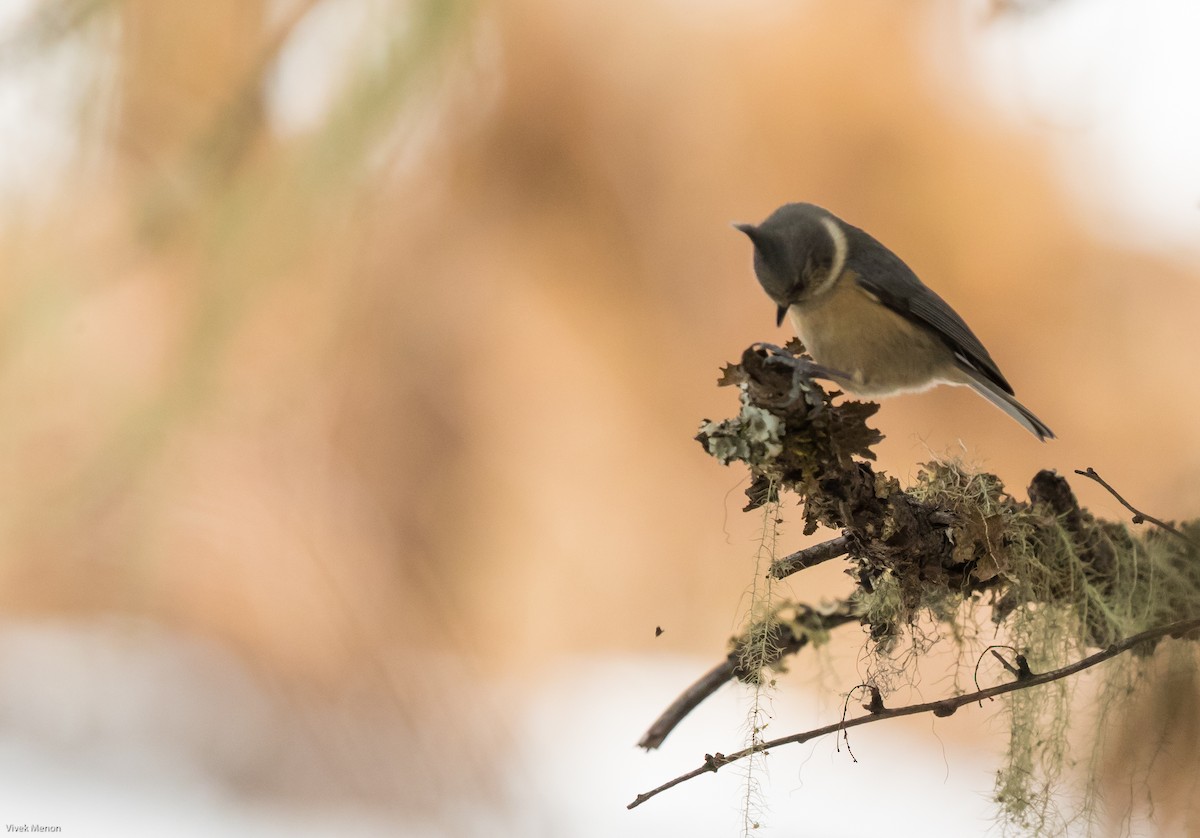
787;273;957;397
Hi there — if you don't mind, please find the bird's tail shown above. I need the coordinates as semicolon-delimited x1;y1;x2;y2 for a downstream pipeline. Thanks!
957;366;1055;442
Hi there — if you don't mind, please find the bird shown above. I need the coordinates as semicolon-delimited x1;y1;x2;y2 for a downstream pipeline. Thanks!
735;202;1054;441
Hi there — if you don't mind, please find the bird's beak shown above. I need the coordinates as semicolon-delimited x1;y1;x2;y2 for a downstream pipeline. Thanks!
735;223;788;327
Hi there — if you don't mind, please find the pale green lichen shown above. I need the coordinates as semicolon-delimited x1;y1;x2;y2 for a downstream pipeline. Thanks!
698;404;785;467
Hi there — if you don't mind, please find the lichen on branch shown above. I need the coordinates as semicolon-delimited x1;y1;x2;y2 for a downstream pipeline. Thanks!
660;342;1200;833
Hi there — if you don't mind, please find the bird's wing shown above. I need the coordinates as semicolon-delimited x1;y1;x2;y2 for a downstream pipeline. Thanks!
845;225;1014;396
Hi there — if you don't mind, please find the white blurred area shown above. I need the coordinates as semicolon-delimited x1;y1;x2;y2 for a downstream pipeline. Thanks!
0;1;110;210
1;621;999;836
0;0;1198;835
0;620;400;836
941;0;1200;252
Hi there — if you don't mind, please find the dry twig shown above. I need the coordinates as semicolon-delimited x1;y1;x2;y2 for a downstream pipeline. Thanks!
1074;467;1196;546
768;535;850;579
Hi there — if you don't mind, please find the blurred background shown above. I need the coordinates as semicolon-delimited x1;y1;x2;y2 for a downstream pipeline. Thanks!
1;0;1198;834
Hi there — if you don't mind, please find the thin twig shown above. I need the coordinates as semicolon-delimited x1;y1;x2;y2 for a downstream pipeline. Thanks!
637;660;738;751
1074;467;1196;546
628;614;1200;810
769;535;850;579
989;648;1021;679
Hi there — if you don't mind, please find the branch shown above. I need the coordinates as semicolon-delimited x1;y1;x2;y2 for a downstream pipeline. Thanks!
1074;467;1196;547
637;604;860;749
637;658;738;751
628;614;1200;810
768;535;850;579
